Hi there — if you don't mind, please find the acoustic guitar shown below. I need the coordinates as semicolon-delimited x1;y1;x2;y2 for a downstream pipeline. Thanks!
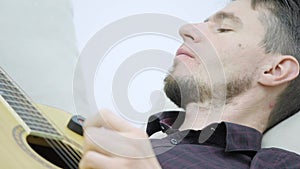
0;68;83;169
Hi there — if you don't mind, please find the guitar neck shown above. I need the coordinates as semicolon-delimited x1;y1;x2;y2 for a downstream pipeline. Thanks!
0;68;62;140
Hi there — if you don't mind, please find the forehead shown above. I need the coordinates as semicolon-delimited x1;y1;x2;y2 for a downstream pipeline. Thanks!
220;0;259;22
217;0;265;33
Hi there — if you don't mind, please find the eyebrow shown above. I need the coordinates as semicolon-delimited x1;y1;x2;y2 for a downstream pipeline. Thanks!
204;11;243;26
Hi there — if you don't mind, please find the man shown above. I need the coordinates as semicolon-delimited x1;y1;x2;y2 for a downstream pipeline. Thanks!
79;0;300;168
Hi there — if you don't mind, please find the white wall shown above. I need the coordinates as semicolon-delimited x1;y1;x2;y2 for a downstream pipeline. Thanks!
71;0;227;126
72;0;228;51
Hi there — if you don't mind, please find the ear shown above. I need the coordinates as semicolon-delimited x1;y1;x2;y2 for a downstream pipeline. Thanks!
258;55;299;86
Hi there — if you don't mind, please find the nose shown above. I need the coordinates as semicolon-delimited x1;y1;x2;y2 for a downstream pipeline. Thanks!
179;24;201;43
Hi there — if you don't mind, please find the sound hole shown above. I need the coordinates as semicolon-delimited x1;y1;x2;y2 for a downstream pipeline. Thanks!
27;135;82;169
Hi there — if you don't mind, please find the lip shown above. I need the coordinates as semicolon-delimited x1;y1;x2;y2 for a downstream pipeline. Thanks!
176;47;195;59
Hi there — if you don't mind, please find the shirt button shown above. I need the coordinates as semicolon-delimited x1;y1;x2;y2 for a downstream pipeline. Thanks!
170;138;178;145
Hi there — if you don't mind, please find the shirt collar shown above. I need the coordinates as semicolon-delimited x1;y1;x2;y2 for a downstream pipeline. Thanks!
146;111;185;136
146;111;262;153
223;122;262;152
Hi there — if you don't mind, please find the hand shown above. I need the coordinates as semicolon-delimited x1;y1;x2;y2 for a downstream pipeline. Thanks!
79;109;162;169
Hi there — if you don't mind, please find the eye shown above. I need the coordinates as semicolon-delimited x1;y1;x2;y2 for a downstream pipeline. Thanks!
217;28;233;33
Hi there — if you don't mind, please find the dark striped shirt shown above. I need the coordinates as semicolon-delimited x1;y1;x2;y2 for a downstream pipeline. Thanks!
147;111;300;169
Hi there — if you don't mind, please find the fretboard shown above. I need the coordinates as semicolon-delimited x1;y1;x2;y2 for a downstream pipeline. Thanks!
0;68;62;139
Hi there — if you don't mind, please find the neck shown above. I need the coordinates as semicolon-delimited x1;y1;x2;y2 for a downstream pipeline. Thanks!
179;86;278;133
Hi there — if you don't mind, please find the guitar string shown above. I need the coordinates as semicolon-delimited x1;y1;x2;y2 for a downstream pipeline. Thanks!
30;106;83;168
58;139;82;163
58;139;82;160
0;71;83;166
2;88;82;166
49;138;82;162
45;139;79;169
49;140;76;169
34;105;83;167
29;104;82;168
0;70;83;168
6;98;82;168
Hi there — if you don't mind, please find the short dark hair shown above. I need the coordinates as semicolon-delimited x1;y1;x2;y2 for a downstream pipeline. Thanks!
246;0;300;130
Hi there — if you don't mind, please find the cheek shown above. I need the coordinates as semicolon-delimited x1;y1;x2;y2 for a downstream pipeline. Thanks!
219;43;261;75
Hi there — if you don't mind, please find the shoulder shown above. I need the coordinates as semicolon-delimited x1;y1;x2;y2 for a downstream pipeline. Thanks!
251;147;300;168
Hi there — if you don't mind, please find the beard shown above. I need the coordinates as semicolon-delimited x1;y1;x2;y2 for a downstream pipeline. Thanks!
164;72;253;109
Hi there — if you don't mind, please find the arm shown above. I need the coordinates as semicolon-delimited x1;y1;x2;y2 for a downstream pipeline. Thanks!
79;109;162;169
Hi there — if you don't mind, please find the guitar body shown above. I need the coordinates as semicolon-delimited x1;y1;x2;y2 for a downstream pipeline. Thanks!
0;102;83;169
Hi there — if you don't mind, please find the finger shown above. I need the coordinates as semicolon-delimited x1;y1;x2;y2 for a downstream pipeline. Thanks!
79;151;161;169
83;127;112;157
82;109;153;158
79;151;117;169
83;126;154;158
83;109;135;132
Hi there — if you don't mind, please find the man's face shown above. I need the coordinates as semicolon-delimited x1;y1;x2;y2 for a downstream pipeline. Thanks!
164;0;268;108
